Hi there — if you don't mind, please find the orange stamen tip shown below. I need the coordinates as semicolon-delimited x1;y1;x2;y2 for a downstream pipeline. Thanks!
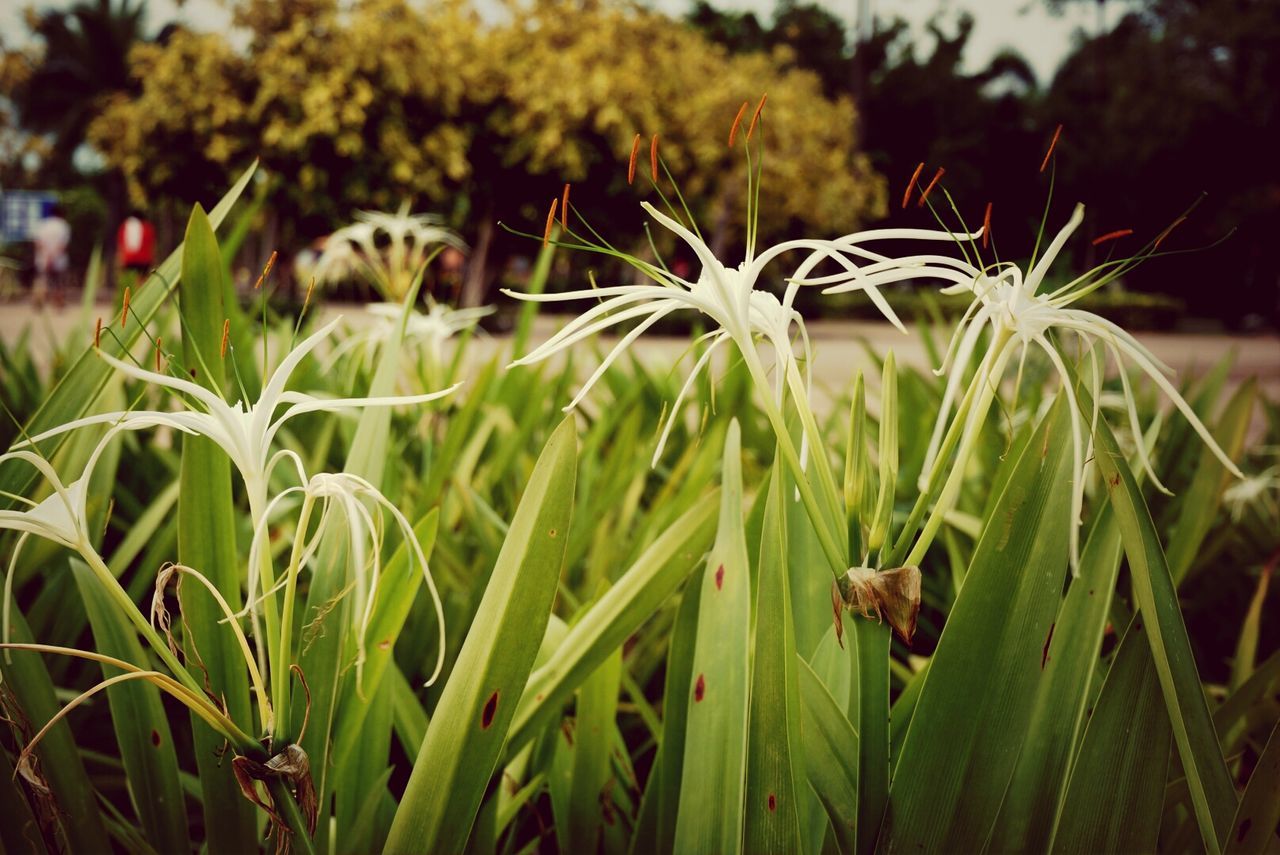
220;319;230;358
902;162;925;209
628;134;641;185
155;337;164;371
543;198;559;247
982;202;993;249
1092;228;1134;246
94;317;102;349
302;277;316;312
728;101;749;148
650;134;659;183
917;167;945;207
560;183;571;230
121;287;131;329
1040;124;1063;173
746;93;768;141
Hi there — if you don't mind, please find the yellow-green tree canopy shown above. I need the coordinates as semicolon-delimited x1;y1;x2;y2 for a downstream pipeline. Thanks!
87;0;885;297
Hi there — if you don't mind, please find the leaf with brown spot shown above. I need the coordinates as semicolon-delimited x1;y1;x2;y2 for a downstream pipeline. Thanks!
481;692;499;729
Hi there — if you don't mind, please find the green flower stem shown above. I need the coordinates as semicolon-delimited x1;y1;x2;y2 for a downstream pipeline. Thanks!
783;355;848;543
79;548;204;698
247;485;285;727
905;332;1016;567
740;345;847;577
269;777;318;855
274;494;316;743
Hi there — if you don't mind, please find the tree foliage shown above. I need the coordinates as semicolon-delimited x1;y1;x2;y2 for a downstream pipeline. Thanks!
81;0;885;298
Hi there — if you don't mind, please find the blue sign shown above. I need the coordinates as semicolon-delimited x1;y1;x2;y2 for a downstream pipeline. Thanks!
0;191;58;243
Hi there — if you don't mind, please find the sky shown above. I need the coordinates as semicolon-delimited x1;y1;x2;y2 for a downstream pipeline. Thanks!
1;0;1106;85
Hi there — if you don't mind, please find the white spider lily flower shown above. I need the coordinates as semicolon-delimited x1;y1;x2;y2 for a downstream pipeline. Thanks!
884;203;1243;571
332;299;494;369
313;203;466;300
245;471;446;690
1222;466;1279;522
507;202;876;465
1;433;119;647
1;429;202;695
16;317;461;521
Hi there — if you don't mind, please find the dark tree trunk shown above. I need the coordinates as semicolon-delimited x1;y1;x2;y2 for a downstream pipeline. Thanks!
462;199;496;307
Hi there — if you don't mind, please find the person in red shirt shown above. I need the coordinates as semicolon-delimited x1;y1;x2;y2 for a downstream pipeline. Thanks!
117;209;156;274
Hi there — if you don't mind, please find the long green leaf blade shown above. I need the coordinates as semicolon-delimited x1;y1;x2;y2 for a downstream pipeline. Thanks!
384;416;577;854
176;202;259;855
1092;409;1238;853
744;462;804;853
882;396;1072;852
675;419;751;855
1052;617;1172;854
70;558;189;854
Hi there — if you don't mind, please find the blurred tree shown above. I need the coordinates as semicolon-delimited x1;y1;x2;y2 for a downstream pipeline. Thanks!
87;0;886;303
1041;0;1280;325
691;7;1041;260
857;14;1040;238
767;0;850;97
5;0;146;183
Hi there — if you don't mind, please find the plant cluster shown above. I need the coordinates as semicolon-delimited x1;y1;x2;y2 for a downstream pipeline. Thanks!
0;110;1277;855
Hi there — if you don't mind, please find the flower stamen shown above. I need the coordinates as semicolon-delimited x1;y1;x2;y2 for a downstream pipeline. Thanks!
543;198;559;248
94;317;102;349
902;162;925;209
1040;124;1063;173
918;167;945;207
746;93;768;141
561;183;571;231
253;251;278;291
220;319;231;358
650;135;660;183
982;202;993;249
302;277;316;313
121;287;131;330
1092;228;1133;246
628;134;641;185
728;101;748;147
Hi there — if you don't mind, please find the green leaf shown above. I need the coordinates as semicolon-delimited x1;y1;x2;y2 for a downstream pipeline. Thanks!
798;656;859;853
1225;718;1280;854
987;503;1124;852
331;510;439;831
0;609;110;853
651;565;705;854
507;493;718;754
882;395;1072;852
176;202;259;855
674;419;751;855
1231;563;1271;692
744;462;804;853
1052;617;1172;854
852;618;889;855
566;648;622;853
385;417;577;854
1092;407;1238;853
1166;380;1255;585
70;558;189;854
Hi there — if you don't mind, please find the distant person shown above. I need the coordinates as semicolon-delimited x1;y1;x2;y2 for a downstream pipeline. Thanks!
32;204;71;308
117;209;156;275
116;209;156;297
